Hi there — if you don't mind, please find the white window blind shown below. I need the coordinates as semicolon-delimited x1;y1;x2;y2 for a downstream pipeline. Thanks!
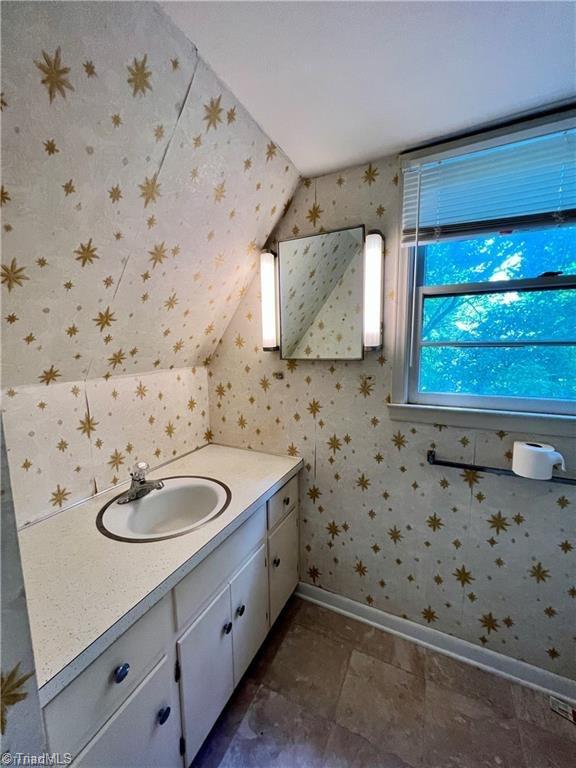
402;125;576;245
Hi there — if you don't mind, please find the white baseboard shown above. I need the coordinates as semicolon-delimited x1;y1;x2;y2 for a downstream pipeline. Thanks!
296;582;576;704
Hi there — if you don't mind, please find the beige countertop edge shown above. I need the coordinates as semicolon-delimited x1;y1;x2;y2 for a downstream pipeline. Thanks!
24;446;302;707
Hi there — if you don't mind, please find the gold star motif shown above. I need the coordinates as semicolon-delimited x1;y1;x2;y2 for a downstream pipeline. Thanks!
154;124;164;142
78;412;97;438
127;54;152;97
213;182;226;202
358;377;374;397
57;439;68;452
557;495;570;509
62;179;75;196
426;513;444;531
149;242;168;268
50;484;70;508
111;113;122;127
108;449;125;471
135;382;147;399
227;107;236;124
487;511;509;535
307;399;321;418
0;662;34;733
244;158;252;171
453;565;474;586
461;469;481;489
354;560;368;577
388;526;403;543
108;185;122;203
193;134;202;148
306;203;323;226
266;142;277;161
307;485;321;503
392;430;407;450
83;61;96;77
93;306;116;331
1;258;29;291
38;365;61;385
171;57;179;71
363;163;379;185
108;349;126;369
203;95;223;130
139;175;160;207
21;459;32;471
43;139;59;155
479;613;499;634
327;435;342;454
74;238;98;266
529;562;550;583
422;606;438;624
35;47;74;103
356;473;370;491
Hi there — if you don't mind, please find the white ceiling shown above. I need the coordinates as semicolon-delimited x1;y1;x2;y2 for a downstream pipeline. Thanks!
163;1;576;177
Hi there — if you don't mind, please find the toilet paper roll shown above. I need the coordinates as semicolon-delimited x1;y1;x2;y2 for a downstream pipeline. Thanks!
512;441;566;480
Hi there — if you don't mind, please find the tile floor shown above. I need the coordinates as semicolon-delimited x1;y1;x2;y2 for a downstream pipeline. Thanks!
192;597;575;768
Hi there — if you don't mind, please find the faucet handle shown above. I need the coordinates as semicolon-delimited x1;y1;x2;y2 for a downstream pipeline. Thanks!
131;461;149;482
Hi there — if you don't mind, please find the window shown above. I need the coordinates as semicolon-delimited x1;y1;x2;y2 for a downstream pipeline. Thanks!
399;117;576;417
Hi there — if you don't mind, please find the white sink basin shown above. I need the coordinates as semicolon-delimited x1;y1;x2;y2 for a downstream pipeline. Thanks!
97;476;231;542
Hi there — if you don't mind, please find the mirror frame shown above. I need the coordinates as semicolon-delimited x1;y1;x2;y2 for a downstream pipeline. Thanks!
277;224;366;361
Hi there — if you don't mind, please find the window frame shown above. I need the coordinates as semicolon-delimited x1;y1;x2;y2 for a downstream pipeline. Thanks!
390;243;576;437
407;244;576;416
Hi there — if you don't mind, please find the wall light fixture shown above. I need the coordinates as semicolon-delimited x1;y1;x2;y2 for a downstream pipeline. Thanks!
363;232;384;349
260;251;279;350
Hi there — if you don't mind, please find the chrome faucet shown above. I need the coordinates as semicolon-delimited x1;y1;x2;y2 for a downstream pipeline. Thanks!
116;461;164;505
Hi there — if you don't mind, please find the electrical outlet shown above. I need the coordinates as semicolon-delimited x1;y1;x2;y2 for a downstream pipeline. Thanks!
549;696;576;724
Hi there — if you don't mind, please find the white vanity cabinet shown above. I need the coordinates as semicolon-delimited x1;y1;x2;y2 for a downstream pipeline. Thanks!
41;471;300;767
269;506;299;625
177;543;269;763
74;656;181;768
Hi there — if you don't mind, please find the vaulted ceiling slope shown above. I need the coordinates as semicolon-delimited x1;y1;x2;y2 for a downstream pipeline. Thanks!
164;1;576;176
1;1;299;387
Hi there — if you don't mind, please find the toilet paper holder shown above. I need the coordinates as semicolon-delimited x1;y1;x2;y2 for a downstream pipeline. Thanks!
426;450;576;486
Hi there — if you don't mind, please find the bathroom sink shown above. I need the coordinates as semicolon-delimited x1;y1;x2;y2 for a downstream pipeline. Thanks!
96;476;231;542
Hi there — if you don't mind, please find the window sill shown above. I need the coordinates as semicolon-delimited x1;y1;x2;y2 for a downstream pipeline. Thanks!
387;402;576;437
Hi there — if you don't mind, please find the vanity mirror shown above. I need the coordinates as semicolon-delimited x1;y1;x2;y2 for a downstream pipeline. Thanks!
278;225;365;360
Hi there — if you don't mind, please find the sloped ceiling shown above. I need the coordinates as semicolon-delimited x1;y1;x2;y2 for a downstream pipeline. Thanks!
164;1;576;176
1;1;299;387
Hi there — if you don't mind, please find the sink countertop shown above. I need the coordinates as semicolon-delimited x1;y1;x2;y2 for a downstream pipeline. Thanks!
18;444;302;704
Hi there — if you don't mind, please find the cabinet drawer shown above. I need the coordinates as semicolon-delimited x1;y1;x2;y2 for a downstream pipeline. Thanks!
269;506;299;625
74;655;181;768
174;505;266;630
45;594;173;757
267;475;298;531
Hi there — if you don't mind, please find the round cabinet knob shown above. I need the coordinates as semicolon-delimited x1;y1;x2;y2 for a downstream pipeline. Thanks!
223;621;233;635
157;706;171;726
273;557;281;568
113;662;130;684
236;604;246;617
283;496;290;506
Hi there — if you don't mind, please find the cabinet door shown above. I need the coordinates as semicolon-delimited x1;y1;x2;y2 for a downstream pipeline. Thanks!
230;543;269;684
268;506;299;625
177;584;234;764
75;656;181;768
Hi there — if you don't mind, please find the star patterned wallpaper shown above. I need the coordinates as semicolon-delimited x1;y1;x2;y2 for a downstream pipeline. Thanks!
0;1;299;527
209;158;576;680
279;228;363;359
0;425;45;750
